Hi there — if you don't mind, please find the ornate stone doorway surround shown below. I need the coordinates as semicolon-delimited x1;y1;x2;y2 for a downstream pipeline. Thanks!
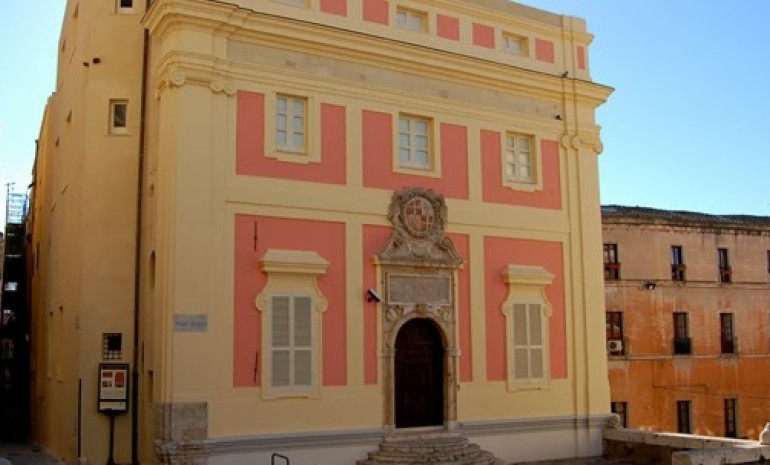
375;187;464;432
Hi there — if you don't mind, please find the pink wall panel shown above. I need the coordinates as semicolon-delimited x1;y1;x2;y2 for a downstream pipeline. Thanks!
483;236;566;381
236;91;264;176
480;130;561;210
320;0;347;16
576;46;586;70
472;23;495;49
363;225;392;385
535;38;555;63
437;14;460;41
447;233;472;382
361;111;469;199
363;0;388;25
233;215;347;387
235;92;346;184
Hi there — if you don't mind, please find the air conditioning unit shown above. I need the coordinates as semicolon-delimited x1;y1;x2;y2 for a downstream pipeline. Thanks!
607;339;623;354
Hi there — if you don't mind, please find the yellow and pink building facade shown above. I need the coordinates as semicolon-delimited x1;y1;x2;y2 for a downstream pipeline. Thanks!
29;0;613;464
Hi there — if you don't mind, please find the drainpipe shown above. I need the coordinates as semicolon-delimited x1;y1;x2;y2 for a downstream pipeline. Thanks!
131;1;151;463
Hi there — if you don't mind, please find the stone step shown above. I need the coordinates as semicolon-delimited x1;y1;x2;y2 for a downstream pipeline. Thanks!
379;440;475;454
367;447;486;462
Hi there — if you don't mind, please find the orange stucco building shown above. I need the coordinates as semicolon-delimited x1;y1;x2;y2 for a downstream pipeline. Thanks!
27;1;612;464
603;206;770;439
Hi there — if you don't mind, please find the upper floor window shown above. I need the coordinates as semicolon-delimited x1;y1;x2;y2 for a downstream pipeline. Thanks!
604;243;620;280
606;311;624;355
276;95;307;154
116;0;134;13
396;7;427;32
718;248;731;283
274;0;308;6
501;33;527;56
767;250;770;281
673;312;691;355
109;100;128;134
504;133;535;184
671;245;685;281
398;114;432;171
720;313;735;354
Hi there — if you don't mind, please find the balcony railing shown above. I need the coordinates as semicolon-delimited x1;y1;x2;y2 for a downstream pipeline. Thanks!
604;262;620;280
673;337;692;355
671;264;686;281
719;266;732;283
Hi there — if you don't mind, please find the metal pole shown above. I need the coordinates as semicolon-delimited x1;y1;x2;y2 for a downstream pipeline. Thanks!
107;413;116;465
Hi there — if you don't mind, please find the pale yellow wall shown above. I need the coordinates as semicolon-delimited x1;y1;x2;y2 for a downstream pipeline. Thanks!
29;0;146;464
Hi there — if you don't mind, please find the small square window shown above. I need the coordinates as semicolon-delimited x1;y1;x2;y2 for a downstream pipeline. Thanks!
109;100;128;134
117;0;133;13
502;33;527;56
398;115;432;171
276;95;307;154
396;7;427;32
504;133;535;183
102;333;123;360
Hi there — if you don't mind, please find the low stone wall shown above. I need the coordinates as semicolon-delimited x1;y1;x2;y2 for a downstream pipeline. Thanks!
603;427;770;465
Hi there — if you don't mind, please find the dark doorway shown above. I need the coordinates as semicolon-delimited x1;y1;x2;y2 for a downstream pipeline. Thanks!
395;318;444;428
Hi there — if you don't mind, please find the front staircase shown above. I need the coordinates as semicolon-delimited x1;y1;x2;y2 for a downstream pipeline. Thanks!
358;430;505;465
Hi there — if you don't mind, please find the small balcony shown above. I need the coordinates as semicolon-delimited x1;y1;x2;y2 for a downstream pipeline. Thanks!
673;337;691;355
671;264;686;281
721;336;737;354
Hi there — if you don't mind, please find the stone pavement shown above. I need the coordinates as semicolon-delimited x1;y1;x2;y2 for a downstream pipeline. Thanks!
0;442;65;465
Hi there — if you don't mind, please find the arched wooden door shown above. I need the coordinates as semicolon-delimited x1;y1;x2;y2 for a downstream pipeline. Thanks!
394;318;444;428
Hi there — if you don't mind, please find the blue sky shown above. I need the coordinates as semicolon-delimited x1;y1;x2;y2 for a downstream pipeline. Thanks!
1;0;769;221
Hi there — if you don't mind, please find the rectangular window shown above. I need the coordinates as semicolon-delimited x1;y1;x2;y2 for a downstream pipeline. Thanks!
767;250;770;281
512;303;545;381
724;398;737;438
677;400;692;434
673;312;691;355
671;245;686;281
718;248;731;283
398;115;432;170
109;100;128;134
604;243;620;280
501;33;527;55
606;311;624;355
396;7;427;32
275;0;308;5
276;95;307;154
504;133;535;184
720;313;735;354
611;401;628;428
270;295;313;389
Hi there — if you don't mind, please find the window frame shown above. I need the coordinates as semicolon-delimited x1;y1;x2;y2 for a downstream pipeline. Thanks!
255;249;329;398
606;311;624;356
109;99;128;135
671;245;686;281
500;131;543;192
116;0;134;14
604;243;620;280
720;312;736;354
502;264;554;391
396;6;428;32
718;248;732;283
500;32;529;56
394;113;440;176
724;398;737;438
673;312;691;355
269;295;314;391
677;400;692;434
611;401;628;428
265;92;320;164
